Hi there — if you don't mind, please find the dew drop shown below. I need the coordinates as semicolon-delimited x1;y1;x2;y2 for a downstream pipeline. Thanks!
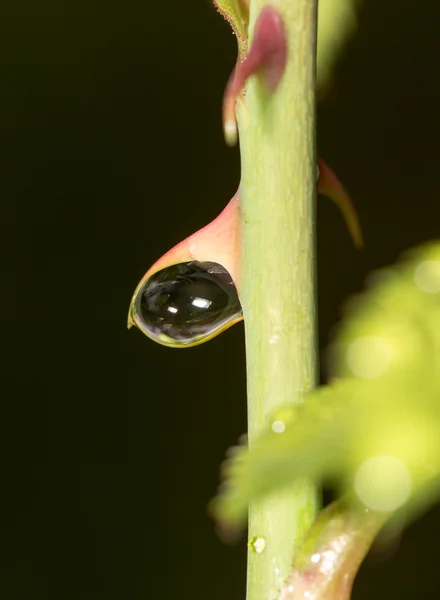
271;420;286;434
131;261;242;347
248;536;266;554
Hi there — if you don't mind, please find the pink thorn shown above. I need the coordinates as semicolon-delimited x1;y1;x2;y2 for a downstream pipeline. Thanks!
223;5;287;145
317;157;364;248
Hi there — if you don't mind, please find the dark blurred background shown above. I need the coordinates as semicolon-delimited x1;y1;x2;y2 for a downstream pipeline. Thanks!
2;0;440;598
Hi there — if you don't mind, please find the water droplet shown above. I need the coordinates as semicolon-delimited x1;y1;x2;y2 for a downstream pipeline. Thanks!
311;553;320;564
414;260;440;294
271;420;286;434
248;536;266;554
347;336;390;379
131;261;242;347
354;455;412;511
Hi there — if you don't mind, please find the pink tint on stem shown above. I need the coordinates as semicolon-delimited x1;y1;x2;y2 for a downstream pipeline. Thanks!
317;157;363;249
223;5;287;144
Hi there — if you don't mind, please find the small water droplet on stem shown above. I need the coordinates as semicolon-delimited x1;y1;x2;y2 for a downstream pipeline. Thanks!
248;536;266;554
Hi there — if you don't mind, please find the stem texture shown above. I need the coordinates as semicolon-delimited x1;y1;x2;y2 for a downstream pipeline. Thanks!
238;1;319;599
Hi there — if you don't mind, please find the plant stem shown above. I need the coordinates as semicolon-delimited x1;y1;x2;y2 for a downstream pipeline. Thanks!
279;500;387;600
237;1;319;599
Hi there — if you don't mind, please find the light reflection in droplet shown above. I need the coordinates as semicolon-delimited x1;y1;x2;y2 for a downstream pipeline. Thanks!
192;297;212;309
311;553;320;564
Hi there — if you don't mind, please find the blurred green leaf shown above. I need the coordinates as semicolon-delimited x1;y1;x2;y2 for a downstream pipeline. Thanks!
213;242;440;528
317;0;362;91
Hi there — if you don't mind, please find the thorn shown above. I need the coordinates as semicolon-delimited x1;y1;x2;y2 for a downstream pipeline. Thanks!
317;157;364;249
224;109;238;146
222;5;287;145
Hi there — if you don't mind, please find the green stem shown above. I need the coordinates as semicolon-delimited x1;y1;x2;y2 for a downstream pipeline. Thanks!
237;1;320;599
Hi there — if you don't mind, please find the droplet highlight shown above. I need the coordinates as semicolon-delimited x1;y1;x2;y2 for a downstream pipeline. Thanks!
130;261;242;347
248;536;266;554
271;420;286;434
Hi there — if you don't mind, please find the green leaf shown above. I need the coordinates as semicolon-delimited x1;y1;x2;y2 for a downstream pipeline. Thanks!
317;0;362;91
212;242;440;528
213;0;249;58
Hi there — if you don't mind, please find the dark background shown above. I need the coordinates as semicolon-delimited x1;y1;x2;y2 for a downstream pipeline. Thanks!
3;0;440;598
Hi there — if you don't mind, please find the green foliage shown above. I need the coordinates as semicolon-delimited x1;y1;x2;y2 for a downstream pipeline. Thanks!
213;0;249;57
213;242;440;528
317;0;362;91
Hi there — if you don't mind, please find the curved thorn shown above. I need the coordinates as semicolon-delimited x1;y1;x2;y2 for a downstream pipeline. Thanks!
317;157;364;249
279;500;386;600
223;5;287;145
